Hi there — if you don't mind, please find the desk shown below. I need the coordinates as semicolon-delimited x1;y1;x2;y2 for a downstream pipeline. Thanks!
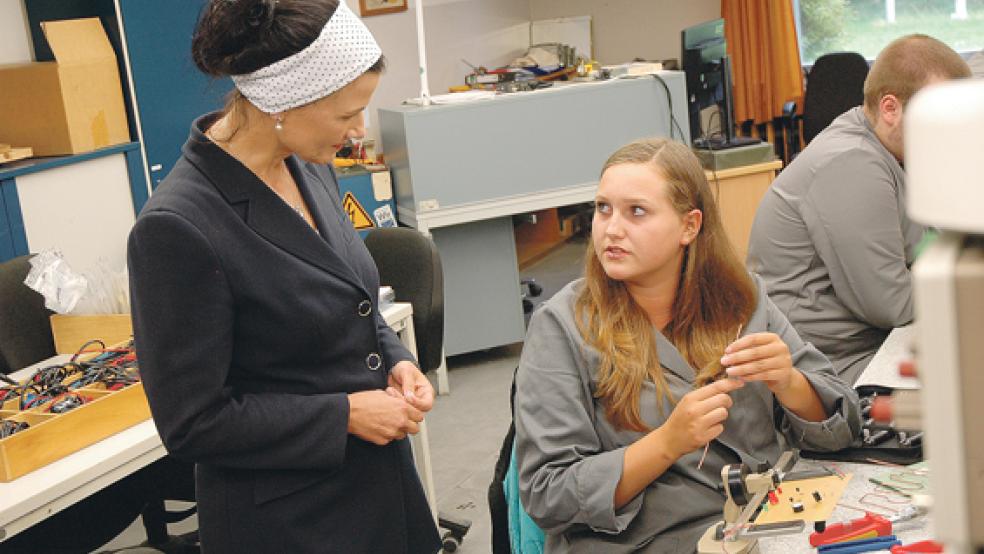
705;160;783;262
0;302;438;541
759;460;932;552
758;326;931;551
855;325;918;390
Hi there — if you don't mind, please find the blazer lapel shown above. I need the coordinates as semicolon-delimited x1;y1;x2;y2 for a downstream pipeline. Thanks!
654;331;696;383
182;116;368;295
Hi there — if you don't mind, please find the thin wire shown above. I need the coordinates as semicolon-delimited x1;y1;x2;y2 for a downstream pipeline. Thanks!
890;471;928;486
838;501;893;517
864;458;905;467
697;442;711;470
823;462;846;479
649;73;687;142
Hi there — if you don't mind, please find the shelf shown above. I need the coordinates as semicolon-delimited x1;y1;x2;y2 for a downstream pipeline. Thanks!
0;142;141;181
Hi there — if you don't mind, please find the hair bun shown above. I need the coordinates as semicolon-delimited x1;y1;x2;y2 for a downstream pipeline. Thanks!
193;0;340;77
247;0;276;29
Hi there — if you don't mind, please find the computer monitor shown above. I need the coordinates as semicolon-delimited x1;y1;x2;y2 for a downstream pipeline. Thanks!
681;18;760;150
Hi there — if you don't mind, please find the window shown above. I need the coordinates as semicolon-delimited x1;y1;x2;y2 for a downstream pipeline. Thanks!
794;0;984;64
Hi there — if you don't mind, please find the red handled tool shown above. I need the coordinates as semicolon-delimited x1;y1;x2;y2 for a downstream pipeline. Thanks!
809;512;892;547
890;540;944;553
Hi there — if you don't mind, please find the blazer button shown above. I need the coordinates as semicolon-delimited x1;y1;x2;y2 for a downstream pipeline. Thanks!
366;352;382;371
358;299;372;317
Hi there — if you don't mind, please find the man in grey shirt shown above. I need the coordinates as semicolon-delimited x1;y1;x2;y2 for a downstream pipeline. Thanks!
748;35;971;384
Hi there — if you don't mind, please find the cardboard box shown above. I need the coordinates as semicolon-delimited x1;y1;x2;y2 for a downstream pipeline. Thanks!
0;18;130;157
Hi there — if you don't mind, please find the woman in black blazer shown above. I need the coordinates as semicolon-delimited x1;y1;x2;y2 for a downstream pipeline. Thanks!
127;1;439;552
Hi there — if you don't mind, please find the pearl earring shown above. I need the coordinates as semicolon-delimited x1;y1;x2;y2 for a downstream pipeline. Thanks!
274;115;284;131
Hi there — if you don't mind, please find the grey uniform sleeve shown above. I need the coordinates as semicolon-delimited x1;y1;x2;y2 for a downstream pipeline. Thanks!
803;151;914;328
765;295;862;450
514;306;643;535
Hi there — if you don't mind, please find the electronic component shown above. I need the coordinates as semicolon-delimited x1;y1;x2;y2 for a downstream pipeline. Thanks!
0;420;29;439
48;394;88;414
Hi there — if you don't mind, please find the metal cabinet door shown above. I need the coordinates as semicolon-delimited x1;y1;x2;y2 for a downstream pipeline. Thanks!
117;0;231;189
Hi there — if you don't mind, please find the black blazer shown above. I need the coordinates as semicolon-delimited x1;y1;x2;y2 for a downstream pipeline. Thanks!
127;115;439;553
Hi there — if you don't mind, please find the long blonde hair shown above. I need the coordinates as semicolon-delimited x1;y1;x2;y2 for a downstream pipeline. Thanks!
574;138;757;431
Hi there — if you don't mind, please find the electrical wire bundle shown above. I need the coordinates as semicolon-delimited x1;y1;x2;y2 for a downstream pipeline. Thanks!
66;339;140;392
2;340;140;413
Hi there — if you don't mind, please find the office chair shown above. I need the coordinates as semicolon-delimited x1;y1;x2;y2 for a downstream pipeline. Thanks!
801;52;869;145
364;228;444;375
363;228;471;552
0;256;57;373
488;367;518;554
0;255;198;554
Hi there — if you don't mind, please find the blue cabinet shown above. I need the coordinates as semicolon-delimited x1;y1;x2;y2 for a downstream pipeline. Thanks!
337;169;398;239
116;0;231;190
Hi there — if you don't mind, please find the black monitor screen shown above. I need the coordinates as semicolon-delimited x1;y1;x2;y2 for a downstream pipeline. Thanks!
681;18;729;145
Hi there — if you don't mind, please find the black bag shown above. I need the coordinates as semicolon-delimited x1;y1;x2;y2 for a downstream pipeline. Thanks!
802;386;922;465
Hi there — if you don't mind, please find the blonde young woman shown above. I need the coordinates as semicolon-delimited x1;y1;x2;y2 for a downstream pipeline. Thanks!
514;138;861;553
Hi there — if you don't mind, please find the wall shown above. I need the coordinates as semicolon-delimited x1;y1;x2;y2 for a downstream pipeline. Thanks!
351;0;531;150
17;155;136;274
0;0;31;64
529;0;720;65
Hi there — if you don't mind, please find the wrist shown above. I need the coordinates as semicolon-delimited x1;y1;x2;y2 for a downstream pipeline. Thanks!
773;369;807;407
346;393;358;434
768;368;798;395
648;426;683;463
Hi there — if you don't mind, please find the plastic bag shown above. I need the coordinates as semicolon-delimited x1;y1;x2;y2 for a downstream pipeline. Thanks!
23;250;129;314
24;250;88;314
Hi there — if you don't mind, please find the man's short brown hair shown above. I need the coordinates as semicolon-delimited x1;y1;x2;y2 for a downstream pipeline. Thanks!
863;34;971;112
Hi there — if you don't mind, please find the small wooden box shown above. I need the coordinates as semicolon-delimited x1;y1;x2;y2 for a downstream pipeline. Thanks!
49;314;133;355
0;337;148;482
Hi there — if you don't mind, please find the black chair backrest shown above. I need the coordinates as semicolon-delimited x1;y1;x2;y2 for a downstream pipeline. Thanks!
364;228;444;374
803;52;869;144
488;366;519;554
0;255;56;373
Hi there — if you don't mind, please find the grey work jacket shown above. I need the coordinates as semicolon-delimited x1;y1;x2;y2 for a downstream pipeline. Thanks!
514;277;860;553
747;107;922;385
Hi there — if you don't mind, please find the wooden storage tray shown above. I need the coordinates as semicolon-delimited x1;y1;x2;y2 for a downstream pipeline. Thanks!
0;352;149;482
49;314;133;355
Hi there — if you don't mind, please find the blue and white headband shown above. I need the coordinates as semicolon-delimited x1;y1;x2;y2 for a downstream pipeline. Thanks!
230;1;381;113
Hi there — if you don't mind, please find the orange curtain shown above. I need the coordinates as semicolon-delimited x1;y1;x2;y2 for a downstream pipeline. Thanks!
721;0;804;126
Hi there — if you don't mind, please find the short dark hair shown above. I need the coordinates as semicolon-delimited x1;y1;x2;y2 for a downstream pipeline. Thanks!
192;0;385;77
863;34;970;112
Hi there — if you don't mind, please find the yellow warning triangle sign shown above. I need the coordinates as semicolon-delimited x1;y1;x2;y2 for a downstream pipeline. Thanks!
342;191;375;230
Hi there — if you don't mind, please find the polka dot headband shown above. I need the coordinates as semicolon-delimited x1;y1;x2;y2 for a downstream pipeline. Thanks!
231;1;381;114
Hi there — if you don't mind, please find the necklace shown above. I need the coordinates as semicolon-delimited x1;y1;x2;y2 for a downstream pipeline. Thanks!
271;188;306;219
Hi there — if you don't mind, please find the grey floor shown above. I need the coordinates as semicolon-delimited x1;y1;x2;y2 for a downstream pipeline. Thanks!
99;236;588;554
